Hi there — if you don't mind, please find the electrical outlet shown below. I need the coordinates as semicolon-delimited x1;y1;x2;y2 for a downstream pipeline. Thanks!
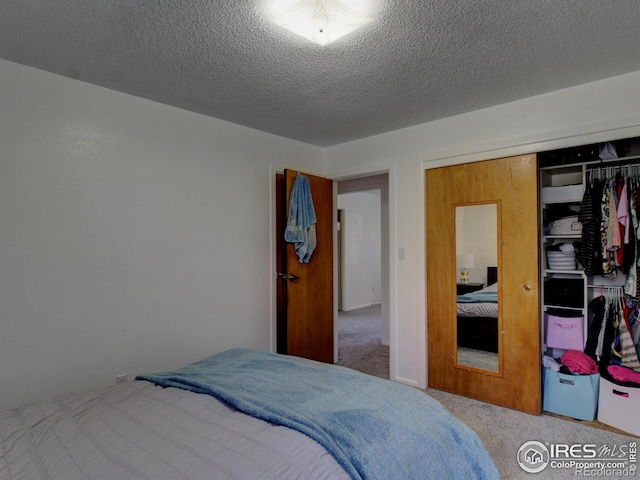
116;374;128;385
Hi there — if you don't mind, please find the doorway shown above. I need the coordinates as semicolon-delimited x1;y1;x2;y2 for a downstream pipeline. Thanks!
274;170;390;374
336;174;389;378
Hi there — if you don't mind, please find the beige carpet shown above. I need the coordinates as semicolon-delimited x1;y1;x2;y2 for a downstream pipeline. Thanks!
337;303;389;379
338;305;638;479
427;388;636;479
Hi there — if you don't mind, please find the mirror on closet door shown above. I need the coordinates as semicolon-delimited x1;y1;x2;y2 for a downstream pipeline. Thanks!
455;203;499;373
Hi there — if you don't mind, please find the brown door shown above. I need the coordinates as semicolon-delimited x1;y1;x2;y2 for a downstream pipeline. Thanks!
276;170;334;363
426;154;540;414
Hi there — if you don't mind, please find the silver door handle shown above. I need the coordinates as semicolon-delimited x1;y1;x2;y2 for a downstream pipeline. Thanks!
277;273;301;281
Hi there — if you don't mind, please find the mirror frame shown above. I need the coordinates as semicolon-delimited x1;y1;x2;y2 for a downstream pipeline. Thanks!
453;201;502;376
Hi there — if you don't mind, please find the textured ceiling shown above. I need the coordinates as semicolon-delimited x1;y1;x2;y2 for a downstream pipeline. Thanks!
2;0;640;147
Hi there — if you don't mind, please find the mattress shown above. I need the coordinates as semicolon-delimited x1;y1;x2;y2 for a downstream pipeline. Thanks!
1;349;499;480
0;380;350;480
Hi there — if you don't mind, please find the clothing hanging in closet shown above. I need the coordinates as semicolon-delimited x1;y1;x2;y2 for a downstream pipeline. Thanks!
580;165;640;381
579;166;640;297
585;287;640;373
577;177;604;276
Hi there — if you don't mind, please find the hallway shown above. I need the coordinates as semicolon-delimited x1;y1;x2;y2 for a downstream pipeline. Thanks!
337;304;389;379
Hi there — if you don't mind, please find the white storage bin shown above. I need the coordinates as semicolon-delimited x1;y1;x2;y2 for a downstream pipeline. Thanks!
598;377;640;436
542;184;583;202
549;216;582;235
547;250;576;270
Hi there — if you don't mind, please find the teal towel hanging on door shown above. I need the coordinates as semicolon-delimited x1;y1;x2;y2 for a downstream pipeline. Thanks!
284;174;317;263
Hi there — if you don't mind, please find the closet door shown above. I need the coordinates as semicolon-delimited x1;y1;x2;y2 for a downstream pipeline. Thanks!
426;154;540;414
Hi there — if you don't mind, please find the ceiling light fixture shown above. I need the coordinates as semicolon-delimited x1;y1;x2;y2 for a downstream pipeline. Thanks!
272;0;372;47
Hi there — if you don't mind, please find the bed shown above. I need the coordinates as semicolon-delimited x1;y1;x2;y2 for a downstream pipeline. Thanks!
456;267;498;353
0;348;498;480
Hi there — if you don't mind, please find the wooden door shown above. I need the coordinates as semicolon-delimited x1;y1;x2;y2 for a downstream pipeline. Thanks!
426;155;540;414
277;170;334;363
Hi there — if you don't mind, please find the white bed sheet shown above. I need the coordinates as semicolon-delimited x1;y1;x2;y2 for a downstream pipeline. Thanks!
456;282;498;318
0;380;350;480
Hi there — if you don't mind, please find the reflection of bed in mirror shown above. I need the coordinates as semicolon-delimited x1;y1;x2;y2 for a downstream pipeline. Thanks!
456;267;498;353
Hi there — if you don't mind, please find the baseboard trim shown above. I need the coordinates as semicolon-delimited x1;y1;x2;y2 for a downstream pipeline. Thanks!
341;302;381;312
393;376;419;388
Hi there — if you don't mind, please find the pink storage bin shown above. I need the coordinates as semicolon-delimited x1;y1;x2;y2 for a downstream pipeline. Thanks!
545;313;584;351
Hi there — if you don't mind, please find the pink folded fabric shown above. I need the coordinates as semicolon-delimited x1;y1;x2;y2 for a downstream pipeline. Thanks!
608;365;640;384
561;350;598;374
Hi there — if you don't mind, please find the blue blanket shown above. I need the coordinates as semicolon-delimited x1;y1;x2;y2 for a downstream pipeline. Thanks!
137;349;498;480
457;291;498;304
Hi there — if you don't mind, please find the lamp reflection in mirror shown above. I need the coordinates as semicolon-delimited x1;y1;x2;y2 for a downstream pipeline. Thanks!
457;253;475;284
272;0;372;46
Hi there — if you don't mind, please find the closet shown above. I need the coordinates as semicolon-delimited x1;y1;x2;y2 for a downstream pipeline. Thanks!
427;155;540;415
539;136;640;435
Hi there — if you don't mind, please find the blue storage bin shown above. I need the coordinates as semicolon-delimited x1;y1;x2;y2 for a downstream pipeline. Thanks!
543;368;599;421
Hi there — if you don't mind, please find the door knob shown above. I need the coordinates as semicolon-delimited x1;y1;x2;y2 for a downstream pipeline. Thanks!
523;283;532;291
288;274;301;281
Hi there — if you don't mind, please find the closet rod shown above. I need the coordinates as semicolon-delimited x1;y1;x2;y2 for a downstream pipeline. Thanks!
586;162;640;180
587;285;625;289
587;285;625;298
582;153;640;168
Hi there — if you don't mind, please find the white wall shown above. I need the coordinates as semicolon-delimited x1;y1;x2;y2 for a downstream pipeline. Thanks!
4;57;640;408
0;59;325;410
325;70;640;389
338;191;382;310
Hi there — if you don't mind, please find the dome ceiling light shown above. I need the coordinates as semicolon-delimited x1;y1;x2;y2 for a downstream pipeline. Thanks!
272;0;372;46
